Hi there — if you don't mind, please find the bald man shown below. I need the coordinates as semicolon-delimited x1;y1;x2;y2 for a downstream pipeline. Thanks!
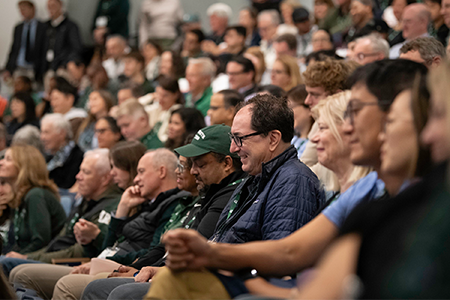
390;3;432;58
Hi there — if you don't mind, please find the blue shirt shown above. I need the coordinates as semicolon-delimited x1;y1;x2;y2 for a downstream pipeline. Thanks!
17;19;38;68
322;171;385;229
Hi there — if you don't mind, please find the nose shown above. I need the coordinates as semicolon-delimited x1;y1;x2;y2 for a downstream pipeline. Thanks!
342;118;354;134
310;131;320;144
378;130;386;144
133;174;140;185
230;139;239;154
305;94;312;107
190;165;198;175
75;171;82;181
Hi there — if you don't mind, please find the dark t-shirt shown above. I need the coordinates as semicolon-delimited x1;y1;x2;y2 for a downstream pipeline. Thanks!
341;163;450;299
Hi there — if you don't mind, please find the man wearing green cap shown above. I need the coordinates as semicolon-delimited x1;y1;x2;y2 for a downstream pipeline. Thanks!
174;124;246;236
73;125;247;300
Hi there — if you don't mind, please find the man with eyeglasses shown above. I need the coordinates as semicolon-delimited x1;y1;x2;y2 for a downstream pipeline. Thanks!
207;89;243;127
351;33;390;65
226;56;258;99
146;60;427;300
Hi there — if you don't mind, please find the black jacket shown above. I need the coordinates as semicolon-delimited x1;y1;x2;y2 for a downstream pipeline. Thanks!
48;144;84;189
129;170;247;270
41;16;83;74
5;20;46;80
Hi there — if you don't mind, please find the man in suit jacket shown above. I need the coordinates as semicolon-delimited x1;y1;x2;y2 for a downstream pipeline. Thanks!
41;0;83;75
4;1;46;82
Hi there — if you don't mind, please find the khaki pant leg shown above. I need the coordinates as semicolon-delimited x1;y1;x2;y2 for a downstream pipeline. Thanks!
11;263;73;299
146;267;230;300
52;272;110;300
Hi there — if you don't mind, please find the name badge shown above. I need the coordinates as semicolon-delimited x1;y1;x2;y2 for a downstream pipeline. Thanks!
46;50;54;62
96;16;108;28
98;210;111;225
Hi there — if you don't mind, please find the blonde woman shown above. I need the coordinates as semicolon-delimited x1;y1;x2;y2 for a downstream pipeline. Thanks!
311;91;371;196
271;55;303;91
0;145;66;256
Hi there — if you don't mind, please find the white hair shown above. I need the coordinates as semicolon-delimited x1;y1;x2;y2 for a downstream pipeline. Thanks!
207;3;232;19
106;34;128;47
84;148;111;176
41;113;73;140
356;33;390;58
12;125;45;154
188;57;217;81
258;9;281;26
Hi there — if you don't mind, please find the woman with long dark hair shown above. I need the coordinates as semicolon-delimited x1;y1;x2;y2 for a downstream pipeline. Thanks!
165;107;206;150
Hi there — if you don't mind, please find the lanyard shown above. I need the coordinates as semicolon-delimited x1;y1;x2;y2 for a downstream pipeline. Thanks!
226;178;246;220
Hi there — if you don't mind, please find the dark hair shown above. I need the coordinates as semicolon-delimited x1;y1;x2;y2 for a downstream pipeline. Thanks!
305;50;342;65
165;107;206;150
18;0;34;8
275;34;298;51
145;39;163;55
210;152;243;172
240;93;294;143
411;73;432;177
110;141;147;188
11;92;36;122
163;50;186;79
226;25;247;37
287;84;308;106
157;76;185;105
189;29;205;43
67;58;85;68
240;6;259;29
257;85;287;98
15;76;33;93
347;59;428;111
217;89;244;108
54;76;78;105
119;81;145;98
99;116;123;136
124;50;145;68
229;56;255;74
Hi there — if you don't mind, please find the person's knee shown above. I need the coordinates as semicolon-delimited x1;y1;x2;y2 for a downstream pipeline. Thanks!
108;283;151;300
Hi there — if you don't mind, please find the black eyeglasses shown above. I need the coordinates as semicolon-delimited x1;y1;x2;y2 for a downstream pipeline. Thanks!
344;100;390;125
228;131;263;147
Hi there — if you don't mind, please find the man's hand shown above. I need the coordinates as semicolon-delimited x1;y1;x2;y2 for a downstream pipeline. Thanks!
116;185;146;218
5;251;27;259
74;219;101;245
201;40;220;55
70;262;91;274
162;229;212;271
134;266;160;282
107;266;138;278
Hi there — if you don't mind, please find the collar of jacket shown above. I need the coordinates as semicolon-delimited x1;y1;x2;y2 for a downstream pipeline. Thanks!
203;170;247;201
260;145;298;184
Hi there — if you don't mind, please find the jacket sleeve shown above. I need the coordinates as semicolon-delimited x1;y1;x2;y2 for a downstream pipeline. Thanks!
261;174;323;241
5;25;20;73
26;243;84;263
66;21;83;64
19;190;53;254
101;215;127;250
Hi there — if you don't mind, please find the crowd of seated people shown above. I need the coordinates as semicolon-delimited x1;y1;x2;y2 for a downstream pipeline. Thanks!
0;0;450;299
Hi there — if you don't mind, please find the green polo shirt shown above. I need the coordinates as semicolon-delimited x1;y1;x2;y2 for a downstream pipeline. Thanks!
140;128;163;150
185;86;213;116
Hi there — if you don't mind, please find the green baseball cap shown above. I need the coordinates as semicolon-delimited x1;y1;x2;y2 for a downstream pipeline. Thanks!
175;124;238;158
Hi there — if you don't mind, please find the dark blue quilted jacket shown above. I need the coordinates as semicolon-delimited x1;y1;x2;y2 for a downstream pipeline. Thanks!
211;145;325;243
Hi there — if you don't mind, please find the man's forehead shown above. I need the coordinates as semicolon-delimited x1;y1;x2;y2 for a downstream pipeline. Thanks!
211;93;224;104
231;106;252;134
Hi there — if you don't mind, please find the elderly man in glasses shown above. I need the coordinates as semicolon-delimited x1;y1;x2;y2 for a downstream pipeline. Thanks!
351;33;390;65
